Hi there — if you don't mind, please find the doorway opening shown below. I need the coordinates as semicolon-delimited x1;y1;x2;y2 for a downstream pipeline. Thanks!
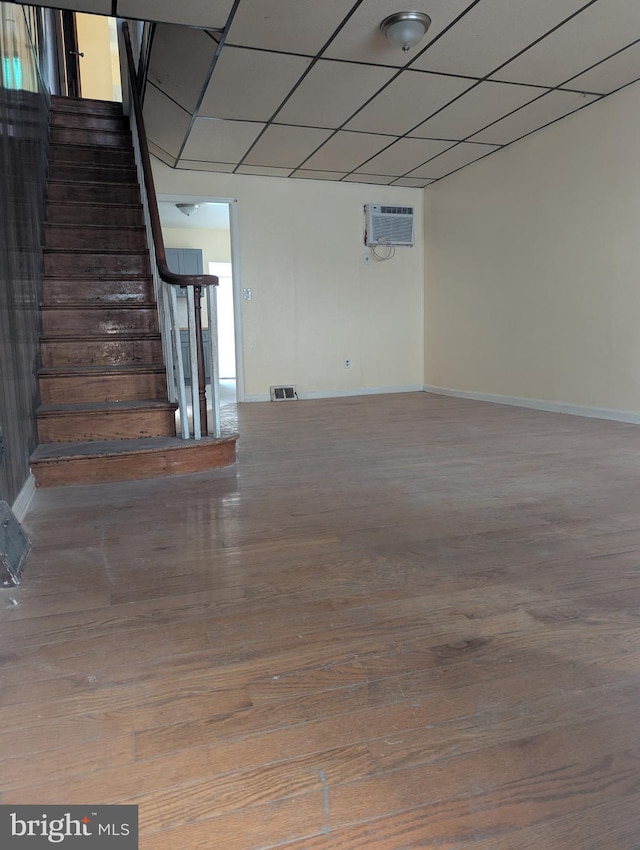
73;12;121;101
159;198;242;433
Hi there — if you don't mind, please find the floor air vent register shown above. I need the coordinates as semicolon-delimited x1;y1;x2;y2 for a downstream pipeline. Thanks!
270;385;297;401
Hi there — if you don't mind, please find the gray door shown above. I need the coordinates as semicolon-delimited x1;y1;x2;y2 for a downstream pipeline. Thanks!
166;247;203;279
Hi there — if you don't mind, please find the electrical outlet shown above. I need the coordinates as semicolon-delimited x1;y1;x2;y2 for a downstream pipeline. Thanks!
344;359;351;369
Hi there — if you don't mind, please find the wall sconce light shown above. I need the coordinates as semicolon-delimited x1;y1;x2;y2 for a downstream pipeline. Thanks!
380;11;431;53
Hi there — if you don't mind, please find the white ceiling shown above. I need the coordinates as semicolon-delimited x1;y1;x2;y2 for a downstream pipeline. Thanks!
48;0;640;186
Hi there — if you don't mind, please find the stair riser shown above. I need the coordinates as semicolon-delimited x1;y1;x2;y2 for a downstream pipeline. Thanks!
42;308;159;336
43;277;154;303
49;144;133;167
41;337;163;368
52;96;122;116
50;127;131;148
51;112;128;132
46;203;143;227
48;163;137;184
47;181;140;205
38;408;176;443
39;372;168;405
44;252;151;277
31;440;236;487
44;227;147;251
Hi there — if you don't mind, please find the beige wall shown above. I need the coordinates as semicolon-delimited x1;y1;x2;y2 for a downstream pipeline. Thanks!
154;162;424;400
424;80;640;415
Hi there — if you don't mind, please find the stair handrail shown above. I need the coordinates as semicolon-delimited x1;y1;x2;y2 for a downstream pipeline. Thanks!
121;20;215;436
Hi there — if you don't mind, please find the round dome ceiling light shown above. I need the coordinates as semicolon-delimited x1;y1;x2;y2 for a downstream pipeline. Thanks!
380;11;432;53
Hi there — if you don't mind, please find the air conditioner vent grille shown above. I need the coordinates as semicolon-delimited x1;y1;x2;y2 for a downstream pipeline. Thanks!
365;204;414;247
379;206;412;215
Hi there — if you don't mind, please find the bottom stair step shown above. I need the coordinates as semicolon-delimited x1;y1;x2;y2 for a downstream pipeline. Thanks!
31;435;238;487
37;399;177;443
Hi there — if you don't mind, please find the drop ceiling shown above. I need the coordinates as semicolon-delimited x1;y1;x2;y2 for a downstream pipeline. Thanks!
44;0;640;186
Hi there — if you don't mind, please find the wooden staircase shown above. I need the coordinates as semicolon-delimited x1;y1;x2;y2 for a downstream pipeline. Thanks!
30;96;237;487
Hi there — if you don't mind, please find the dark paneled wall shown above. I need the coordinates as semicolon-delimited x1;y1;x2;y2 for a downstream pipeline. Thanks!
0;3;49;504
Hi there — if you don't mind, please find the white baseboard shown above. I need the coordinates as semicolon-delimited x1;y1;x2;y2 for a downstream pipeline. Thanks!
243;385;424;403
423;385;640;425
12;473;37;523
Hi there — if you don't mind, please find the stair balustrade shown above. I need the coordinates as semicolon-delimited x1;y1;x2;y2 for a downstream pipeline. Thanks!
120;21;219;439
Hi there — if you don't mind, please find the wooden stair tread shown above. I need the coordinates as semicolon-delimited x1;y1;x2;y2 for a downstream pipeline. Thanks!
49;134;132;147
45;223;146;231
31;434;237;461
44;247;148;254
49;160;134;170
47;179;138;189
50;141;129;152
50;123;128;132
43;273;151;280
47;200;143;209
39;363;166;376
50;142;126;152
41;301;156;309
41;332;161;341
38;400;176;415
52;95;122;109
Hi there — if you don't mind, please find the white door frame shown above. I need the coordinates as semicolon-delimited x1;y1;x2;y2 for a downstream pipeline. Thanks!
157;194;245;402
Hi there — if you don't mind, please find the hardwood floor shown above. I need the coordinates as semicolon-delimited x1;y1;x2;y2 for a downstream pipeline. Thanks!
3;391;640;849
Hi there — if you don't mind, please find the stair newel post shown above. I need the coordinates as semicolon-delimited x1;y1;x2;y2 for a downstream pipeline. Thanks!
193;285;208;437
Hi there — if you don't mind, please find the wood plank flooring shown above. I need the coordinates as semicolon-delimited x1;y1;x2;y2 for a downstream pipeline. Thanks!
3;391;640;849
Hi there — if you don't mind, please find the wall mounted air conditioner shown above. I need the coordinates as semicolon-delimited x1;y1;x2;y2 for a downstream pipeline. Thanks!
364;204;414;247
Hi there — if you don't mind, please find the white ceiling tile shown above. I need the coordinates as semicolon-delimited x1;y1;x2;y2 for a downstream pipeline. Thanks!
342;174;395;185
492;0;640;87
324;0;475;67
344;70;474;136
149;142;176;167
200;47;311;121
176;161;237;172
410;81;544;141
227;0;356;54
181;118;265;162
355;138;453;175
147;25;217;113
244;125;334;168
302;130;393;172
291;170;350;180
470;90;599;144
119;0;235;28
411;0;589;78
393;177;435;187
143;85;192;158
565;40;640;94
275;60;396;129
236;165;295;177
408;142;499;179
